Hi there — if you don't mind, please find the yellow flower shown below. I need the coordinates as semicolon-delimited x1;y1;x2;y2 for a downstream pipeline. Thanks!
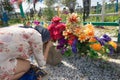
90;43;102;51
43;23;48;28
108;41;117;49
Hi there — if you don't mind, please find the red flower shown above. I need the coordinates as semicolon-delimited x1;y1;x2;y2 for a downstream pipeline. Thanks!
68;34;76;45
52;16;62;23
57;23;66;31
48;22;65;41
48;17;66;41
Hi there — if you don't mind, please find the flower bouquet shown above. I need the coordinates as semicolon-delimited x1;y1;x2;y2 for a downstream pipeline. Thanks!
48;13;117;58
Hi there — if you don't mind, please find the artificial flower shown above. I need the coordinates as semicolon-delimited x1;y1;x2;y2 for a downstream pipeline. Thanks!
73;27;82;36
48;13;117;58
102;34;111;42
67;13;79;23
108;41;117;49
89;37;97;42
85;24;94;30
52;16;62;23
72;38;78;53
34;20;40;26
95;37;106;46
48;17;66;41
90;43;102;51
68;34;76;45
78;33;88;42
109;46;114;54
57;38;68;49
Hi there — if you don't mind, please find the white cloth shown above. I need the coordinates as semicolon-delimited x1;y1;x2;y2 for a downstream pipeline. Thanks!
0;27;46;80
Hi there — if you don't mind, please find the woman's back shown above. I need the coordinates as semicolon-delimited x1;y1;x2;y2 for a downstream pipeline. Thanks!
0;27;46;80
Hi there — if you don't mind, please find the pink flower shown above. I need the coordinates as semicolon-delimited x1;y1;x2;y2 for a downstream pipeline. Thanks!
34;20;40;26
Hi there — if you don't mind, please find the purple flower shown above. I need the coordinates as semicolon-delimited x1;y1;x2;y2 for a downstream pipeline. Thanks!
103;34;111;42
61;47;68;54
57;45;64;49
109;46;114;54
58;38;67;45
57;38;67;49
72;46;77;53
95;37;105;45
72;38;78;53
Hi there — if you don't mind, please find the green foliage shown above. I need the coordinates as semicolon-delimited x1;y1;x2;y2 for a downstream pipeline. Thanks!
88;48;98;58
44;0;57;7
64;48;73;57
77;42;89;56
42;8;57;21
60;14;67;22
86;16;98;22
8;19;22;25
104;16;119;22
61;0;76;7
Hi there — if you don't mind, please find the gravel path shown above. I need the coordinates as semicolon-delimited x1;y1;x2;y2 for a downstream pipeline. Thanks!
45;55;120;80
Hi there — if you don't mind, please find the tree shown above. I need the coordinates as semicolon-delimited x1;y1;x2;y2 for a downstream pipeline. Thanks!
61;0;77;13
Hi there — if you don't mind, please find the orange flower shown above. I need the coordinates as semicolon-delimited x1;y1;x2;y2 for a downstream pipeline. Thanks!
89;37;97;42
78;34;87;42
68;13;79;23
85;24;94;30
87;31;94;38
108;41;117;49
90;43;102;51
74;27;82;35
84;24;95;38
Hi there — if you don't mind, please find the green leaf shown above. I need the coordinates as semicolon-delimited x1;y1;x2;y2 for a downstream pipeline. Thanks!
89;48;99;58
64;49;72;57
105;48;110;53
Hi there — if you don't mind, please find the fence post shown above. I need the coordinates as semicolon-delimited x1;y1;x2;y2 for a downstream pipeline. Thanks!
118;19;120;43
117;19;120;53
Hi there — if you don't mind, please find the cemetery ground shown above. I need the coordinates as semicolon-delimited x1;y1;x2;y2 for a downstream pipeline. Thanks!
44;26;120;80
